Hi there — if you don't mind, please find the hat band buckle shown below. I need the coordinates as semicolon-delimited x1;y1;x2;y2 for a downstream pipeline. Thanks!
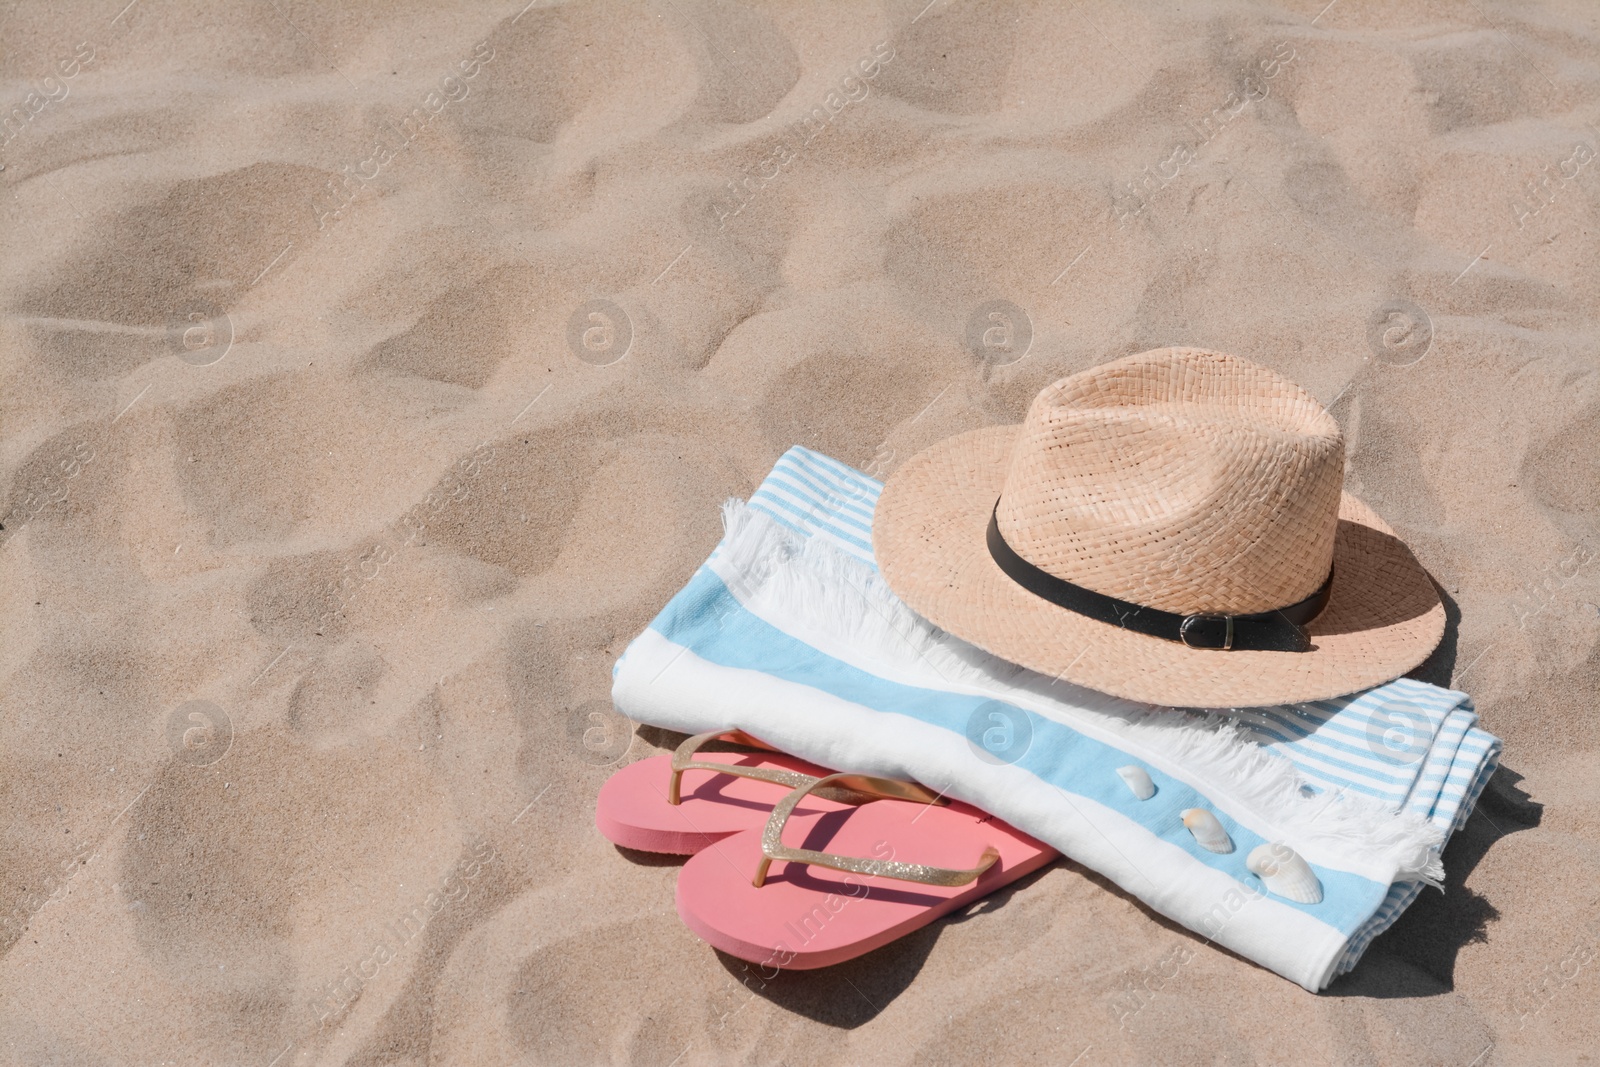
984;501;1331;653
1179;614;1235;651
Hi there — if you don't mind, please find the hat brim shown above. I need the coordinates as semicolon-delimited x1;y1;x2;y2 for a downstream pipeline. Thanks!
873;426;1446;709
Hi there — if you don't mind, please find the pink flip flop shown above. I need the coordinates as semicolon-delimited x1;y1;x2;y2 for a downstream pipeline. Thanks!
596;730;861;854
675;772;1058;970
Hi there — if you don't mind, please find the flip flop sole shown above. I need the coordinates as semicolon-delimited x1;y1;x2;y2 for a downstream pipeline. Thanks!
595;752;848;854
675;799;1057;969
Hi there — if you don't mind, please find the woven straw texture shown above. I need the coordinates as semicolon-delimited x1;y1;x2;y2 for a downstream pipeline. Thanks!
998;349;1344;614
873;349;1444;708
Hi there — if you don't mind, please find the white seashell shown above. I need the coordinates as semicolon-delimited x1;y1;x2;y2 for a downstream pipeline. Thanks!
1246;843;1322;904
1116;765;1156;801
1181;808;1234;854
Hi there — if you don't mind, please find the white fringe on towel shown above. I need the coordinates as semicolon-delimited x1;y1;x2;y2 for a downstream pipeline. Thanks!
716;498;1446;887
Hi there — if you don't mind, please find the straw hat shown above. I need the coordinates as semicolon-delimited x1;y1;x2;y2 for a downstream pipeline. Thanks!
873;348;1445;708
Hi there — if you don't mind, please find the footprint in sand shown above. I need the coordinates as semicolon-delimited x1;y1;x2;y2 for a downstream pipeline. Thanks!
119;727;458;1050
358;263;551;390
505;606;651;777
1412;38;1544;135
242;409;741;652
465;1;687;143
658;0;800;125
418;412;742;590
0;421;115;548
873;0;1018;116
285;638;390;745
0;637;157;948
506;915;703;1065
1522;399;1600;518
1341;397;1446;532
171;372;429;548
705;296;969;471
473;0;796;142
882;178;1103;336
14;163;326;380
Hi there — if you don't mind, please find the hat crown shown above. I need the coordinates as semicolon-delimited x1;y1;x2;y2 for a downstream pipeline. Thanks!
995;348;1344;615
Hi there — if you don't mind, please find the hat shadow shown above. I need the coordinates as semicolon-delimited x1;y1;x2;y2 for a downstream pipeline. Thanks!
1404;579;1462;687
1395;578;1517;996
1316;549;1530;995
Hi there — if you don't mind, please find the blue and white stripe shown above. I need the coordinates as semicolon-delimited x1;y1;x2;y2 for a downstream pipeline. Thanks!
616;446;1501;989
747;447;880;563
748;448;1499;836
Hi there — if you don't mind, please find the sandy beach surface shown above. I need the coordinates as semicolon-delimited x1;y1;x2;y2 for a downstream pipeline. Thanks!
3;1;1598;1063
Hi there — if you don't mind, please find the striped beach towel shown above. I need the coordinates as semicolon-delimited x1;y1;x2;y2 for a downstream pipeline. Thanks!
612;446;1501;990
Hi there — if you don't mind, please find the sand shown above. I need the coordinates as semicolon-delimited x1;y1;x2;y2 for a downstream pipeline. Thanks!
1;0;1598;1063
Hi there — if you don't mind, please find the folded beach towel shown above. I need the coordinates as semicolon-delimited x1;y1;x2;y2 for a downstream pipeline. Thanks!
612;446;1501;991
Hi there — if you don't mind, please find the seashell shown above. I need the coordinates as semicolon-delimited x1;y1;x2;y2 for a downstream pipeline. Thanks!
1116;765;1156;801
1180;808;1234;854
1246;843;1322;904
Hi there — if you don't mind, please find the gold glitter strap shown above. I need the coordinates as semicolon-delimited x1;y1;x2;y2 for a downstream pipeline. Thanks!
753;773;1001;889
668;729;865;806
